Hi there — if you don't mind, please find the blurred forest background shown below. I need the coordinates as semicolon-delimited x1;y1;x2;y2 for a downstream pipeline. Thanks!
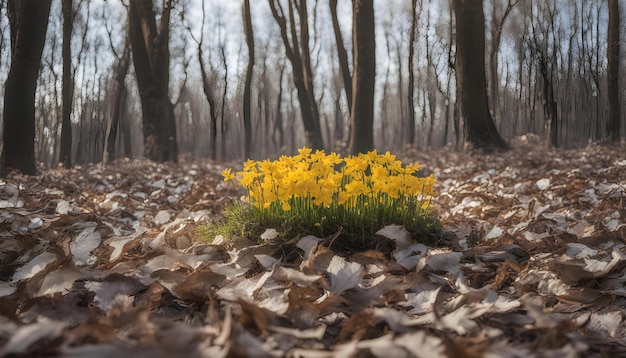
0;0;624;171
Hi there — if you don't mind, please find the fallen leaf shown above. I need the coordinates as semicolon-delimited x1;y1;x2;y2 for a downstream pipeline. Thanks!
70;226;102;266
272;266;322;287
12;252;59;283
1;320;67;355
376;224;412;250
327;256;363;295
586;311;623;338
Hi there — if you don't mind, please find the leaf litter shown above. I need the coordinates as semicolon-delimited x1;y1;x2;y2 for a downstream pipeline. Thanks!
1;139;626;356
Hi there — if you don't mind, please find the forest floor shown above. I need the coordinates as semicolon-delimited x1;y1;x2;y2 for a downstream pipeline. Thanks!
1;135;626;357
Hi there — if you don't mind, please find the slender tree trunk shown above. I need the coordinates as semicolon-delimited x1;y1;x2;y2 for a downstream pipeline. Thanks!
121;105;132;157
220;43;228;160
348;0;375;154
382;27;394;147
489;0;518;127
452;0;508;151
329;0;352;114
297;1;319;137
427;88;436;147
269;0;324;150
103;35;131;165
1;0;52;175
395;38;405;144
128;0;178;162
443;74;451;145
407;0;418;147
274;63;285;151
242;0;254;159
447;3;457;147
606;0;620;141
380;63;390;149
199;57;218;160
261;59;273;153
539;57;558;147
59;0;73;168
191;2;219;160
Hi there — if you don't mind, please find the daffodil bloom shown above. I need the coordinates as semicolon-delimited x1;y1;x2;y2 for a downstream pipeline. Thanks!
345;180;372;197
222;168;235;182
405;163;422;175
296;147;312;160
221;147;437;240
380;151;396;165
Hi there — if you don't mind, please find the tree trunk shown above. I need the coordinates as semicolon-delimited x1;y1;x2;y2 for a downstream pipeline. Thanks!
103;35;131;165
191;1;220;160
269;0;324;150
606;0;620;141
199;54;218;160
242;0;254;159
273;63;285;151
59;0;74;168
128;0;178;162
219;43;228;160
452;0;508;151
348;0;375;154
329;0;352;114
394;35;406;144
1;0;52;175
379;62;390;148
407;0;418;147
539;58;559;147
489;0;518;127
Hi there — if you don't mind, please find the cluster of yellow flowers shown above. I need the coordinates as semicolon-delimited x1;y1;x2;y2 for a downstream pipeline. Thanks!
221;147;436;217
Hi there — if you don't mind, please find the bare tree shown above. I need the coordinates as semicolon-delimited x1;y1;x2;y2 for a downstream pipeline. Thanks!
528;1;559;147
59;0;87;168
38;24;61;165
103;12;131;165
184;1;220;160
392;20;407;146
219;32;229;160
424;6;438;147
379;41;390;148
128;0;178;162
329;0;352;115
242;0;254;159
1;0;52;175
273;61;286;151
452;0;508;151
488;0;518;125
59;0;74;168
348;0;375;154
606;0;620;141
269;0;324;150
407;0;422;146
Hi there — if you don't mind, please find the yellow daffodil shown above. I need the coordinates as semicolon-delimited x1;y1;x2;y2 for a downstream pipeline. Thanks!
220;147;437;241
222;168;235;182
